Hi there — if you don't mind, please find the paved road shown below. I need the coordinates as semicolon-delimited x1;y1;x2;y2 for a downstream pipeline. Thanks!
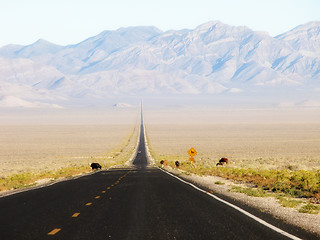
0;122;318;239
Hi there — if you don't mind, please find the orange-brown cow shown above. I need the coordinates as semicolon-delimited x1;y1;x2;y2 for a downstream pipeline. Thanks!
160;160;168;167
216;158;228;166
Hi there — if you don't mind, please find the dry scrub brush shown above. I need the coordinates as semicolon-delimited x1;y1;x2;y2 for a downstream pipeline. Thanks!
0;123;139;192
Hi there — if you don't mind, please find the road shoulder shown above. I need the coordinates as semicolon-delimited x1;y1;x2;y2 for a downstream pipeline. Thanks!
160;165;320;237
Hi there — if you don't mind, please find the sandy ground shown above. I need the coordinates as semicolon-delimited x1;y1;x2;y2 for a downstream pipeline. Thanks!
0;124;137;176
0;107;139;177
145;123;320;171
0;122;141;197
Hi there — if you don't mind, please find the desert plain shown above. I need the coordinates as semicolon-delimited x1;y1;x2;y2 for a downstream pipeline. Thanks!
144;107;320;169
0;108;139;179
146;122;320;171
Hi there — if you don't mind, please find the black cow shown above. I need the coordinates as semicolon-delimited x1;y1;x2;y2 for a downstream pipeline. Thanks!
91;162;102;170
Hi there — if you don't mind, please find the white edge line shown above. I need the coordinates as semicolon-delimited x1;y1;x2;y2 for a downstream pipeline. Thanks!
143;125;155;165
158;167;302;240
144;120;301;240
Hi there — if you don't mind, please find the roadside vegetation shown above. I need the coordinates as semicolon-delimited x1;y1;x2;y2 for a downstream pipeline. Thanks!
146;122;320;214
157;157;320;196
0;123;139;192
153;157;320;214
154;157;320;214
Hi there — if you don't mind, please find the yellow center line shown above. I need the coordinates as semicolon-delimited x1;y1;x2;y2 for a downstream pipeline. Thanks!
48;228;61;235
46;172;133;238
72;213;80;218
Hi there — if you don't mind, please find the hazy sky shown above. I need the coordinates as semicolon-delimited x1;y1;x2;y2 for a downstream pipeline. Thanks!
0;0;319;47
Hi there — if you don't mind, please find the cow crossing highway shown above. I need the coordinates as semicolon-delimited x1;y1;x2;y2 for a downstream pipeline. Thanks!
0;118;319;239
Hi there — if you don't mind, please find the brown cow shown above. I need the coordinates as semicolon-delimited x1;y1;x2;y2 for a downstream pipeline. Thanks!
216;158;228;166
160;160;168;167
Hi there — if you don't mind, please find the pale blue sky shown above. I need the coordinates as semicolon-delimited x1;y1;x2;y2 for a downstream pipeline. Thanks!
0;0;319;47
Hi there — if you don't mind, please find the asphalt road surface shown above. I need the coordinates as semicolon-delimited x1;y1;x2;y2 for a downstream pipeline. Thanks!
0;122;318;240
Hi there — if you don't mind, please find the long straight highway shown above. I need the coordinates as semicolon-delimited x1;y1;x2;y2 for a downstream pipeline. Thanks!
0;116;318;239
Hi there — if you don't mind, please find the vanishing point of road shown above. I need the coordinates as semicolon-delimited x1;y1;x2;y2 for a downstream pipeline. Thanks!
0;114;318;240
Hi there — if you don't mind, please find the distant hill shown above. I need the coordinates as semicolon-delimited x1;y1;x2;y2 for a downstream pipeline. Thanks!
0;21;319;108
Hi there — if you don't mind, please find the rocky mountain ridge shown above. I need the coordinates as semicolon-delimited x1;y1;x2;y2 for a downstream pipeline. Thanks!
0;21;319;107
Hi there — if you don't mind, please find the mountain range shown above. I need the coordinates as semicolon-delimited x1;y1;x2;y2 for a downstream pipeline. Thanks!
0;21;319;108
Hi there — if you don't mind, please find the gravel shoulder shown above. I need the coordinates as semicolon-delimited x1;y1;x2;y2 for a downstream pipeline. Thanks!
163;166;320;237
